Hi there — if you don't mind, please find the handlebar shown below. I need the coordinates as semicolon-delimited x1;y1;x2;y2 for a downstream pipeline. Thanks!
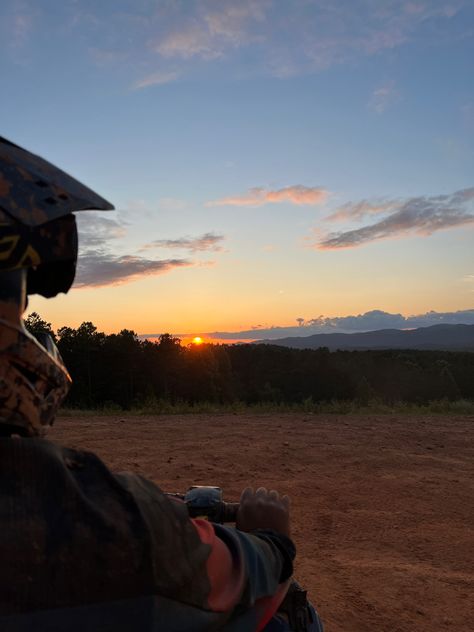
166;486;239;524
187;500;240;523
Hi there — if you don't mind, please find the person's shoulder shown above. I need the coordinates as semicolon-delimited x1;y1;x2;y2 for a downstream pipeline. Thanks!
0;437;122;492
13;437;109;472
0;436;77;470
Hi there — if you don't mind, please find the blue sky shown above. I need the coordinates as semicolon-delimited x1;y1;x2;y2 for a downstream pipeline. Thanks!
2;0;473;339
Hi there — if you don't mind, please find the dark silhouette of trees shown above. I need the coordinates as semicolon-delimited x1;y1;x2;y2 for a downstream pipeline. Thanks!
26;315;474;409
57;322;106;407
24;312;56;341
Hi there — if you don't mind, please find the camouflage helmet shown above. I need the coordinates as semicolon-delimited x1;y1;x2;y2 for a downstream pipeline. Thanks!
0;137;114;435
0;136;113;297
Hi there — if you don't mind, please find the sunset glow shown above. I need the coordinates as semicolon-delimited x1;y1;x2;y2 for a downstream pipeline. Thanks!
192;337;203;345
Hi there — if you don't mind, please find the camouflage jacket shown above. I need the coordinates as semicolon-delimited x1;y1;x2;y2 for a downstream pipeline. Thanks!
0;438;295;631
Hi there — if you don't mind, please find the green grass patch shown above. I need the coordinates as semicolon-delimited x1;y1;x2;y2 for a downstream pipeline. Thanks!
59;398;474;417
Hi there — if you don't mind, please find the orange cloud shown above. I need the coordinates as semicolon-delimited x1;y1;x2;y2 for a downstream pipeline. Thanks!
151;1;268;60
154;24;222;60
208;185;328;207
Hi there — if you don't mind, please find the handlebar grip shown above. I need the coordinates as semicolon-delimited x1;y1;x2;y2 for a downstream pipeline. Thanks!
221;502;240;523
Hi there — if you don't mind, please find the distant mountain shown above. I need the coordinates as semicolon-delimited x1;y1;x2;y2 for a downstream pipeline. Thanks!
256;324;474;351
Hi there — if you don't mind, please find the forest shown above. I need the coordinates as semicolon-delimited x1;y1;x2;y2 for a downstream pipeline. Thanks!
25;313;474;410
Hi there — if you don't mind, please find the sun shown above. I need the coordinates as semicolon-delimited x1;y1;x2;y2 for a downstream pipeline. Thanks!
192;336;203;345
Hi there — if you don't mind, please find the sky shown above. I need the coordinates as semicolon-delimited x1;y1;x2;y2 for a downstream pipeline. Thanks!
1;0;473;342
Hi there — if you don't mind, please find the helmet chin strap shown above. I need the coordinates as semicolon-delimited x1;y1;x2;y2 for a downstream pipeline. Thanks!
0;269;27;326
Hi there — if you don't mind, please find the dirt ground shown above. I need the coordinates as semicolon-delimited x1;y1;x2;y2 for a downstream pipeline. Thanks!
51;413;474;631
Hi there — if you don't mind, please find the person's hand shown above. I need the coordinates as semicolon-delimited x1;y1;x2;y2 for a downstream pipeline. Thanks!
236;487;290;537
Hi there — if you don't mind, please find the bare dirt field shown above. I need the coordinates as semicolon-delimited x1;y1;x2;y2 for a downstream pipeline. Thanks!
51;413;474;631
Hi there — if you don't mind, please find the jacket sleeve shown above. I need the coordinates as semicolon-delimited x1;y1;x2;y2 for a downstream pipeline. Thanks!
192;519;295;630
115;472;294;629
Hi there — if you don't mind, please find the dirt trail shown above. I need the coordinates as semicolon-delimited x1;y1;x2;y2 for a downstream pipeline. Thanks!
51;413;474;631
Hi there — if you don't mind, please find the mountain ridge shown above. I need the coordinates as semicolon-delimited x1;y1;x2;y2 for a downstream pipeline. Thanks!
255;323;474;351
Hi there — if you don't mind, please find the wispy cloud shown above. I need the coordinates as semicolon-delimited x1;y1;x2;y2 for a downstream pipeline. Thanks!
76;212;127;248
142;232;225;252
299;308;474;333
327;199;399;222
153;21;223;60
403;2;461;19
151;0;268;60
208;185;328;207
369;80;400;113
315;188;474;249
75;253;192;288
150;1;462;73
12;11;33;47
75;212;195;288
75;0;466;84
133;70;179;89
0;0;38;57
205;1;268;36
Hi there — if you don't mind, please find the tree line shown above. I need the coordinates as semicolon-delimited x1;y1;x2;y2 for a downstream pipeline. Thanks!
25;313;474;409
